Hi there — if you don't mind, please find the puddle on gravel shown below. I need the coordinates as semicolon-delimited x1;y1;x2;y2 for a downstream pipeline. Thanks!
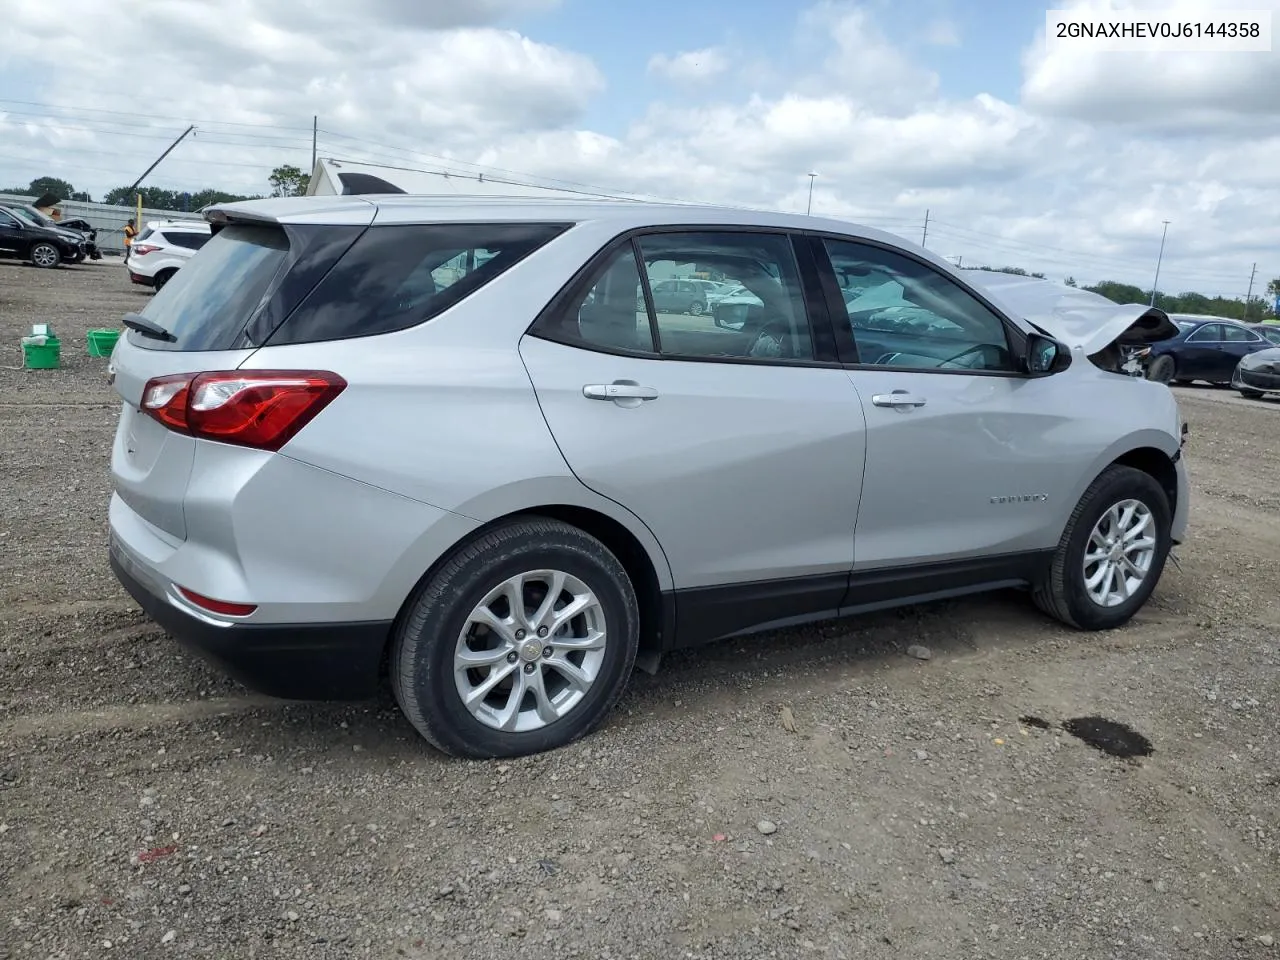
1061;716;1154;758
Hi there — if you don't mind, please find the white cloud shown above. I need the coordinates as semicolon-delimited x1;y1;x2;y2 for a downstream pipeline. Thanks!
0;0;1276;298
1021;0;1280;132
648;47;730;84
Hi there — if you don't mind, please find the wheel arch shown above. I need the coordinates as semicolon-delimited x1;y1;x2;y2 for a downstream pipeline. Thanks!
384;495;674;676
1053;432;1180;542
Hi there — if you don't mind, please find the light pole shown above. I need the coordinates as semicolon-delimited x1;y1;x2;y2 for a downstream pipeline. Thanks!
806;172;817;216
1150;219;1170;307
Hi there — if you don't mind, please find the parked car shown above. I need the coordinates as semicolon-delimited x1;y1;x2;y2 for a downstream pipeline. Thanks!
1143;314;1274;385
6;205;101;262
1248;323;1280;346
0;204;86;268
106;197;1189;758
1231;344;1280;399
646;277;724;315
126;219;213;290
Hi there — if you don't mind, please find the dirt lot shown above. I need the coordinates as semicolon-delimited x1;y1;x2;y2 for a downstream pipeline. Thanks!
1;259;1278;960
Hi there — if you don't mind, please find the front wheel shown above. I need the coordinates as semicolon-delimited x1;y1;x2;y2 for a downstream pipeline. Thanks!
1239;389;1265;400
1033;465;1171;630
30;243;61;269
392;518;640;758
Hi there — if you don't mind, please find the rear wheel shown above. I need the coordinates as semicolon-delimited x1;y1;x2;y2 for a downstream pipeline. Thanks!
1033;465;1171;631
392;518;640;758
153;269;177;291
689;301;705;316
30;243;61;269
1147;355;1175;384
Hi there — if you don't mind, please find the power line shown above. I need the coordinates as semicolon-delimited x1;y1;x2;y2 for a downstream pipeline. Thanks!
0;98;316;132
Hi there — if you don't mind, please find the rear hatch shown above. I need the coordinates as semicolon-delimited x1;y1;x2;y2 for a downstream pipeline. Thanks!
109;212;372;540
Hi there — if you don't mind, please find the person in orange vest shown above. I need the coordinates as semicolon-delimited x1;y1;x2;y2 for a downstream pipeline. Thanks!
123;219;138;260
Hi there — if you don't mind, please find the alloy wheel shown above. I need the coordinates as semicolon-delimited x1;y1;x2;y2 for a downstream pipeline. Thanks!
1082;499;1157;607
454;569;607;733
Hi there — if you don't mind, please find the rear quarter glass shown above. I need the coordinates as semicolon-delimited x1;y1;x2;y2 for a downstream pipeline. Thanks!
262;221;571;346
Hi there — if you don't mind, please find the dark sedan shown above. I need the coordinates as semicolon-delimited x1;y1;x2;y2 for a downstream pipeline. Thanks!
1144;314;1274;386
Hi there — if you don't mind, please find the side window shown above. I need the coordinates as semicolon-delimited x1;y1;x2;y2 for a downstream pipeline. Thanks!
0;211;18;228
637;232;813;361
265;221;568;346
1261;328;1280;346
1223;324;1258;342
1187;324;1222;342
823;239;1015;372
544;245;655;354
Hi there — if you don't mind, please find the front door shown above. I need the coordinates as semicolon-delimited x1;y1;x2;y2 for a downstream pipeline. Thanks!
520;230;865;634
816;237;1079;570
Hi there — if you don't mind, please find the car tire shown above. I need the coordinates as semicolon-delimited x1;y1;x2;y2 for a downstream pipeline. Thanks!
1239;389;1265;400
1146;355;1175;384
1033;465;1171;631
153;269;177;291
392;517;640;759
689;301;706;316
30;242;61;269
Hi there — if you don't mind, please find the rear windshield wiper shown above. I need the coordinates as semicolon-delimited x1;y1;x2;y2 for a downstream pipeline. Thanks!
122;312;177;343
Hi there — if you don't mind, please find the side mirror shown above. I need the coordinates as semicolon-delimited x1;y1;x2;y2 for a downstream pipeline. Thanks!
1025;332;1069;376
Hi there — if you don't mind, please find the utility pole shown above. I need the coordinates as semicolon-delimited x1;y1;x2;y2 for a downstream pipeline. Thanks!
1245;262;1257;321
311;116;318;172
921;209;930;247
128;125;195;192
1150;219;1170;307
806;172;817;216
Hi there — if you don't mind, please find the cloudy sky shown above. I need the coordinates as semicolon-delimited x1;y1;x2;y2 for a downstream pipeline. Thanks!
1;0;1277;297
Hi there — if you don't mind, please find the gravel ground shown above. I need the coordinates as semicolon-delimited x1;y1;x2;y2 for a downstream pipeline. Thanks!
1;259;1278;960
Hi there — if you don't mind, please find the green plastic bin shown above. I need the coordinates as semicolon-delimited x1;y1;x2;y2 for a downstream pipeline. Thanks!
87;328;122;357
23;337;61;370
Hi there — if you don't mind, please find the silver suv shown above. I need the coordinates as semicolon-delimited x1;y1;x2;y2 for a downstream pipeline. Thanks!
106;197;1189;758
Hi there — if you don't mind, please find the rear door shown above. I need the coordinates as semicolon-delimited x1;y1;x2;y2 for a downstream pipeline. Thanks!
521;229;864;622
1219;323;1269;378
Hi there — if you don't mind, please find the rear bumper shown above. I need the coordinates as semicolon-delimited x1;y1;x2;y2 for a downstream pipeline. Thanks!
109;536;390;700
128;270;154;287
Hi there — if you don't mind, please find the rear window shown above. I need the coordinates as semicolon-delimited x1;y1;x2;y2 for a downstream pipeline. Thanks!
136;224;289;351
163;231;211;250
263;222;569;346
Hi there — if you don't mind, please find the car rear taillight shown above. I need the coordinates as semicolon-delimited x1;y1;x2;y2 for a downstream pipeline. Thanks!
132;244;160;256
140;370;346;451
176;586;257;617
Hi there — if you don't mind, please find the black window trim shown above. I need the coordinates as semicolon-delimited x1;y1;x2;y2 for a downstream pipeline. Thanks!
527;223;844;369
801;229;1036;380
259;219;576;349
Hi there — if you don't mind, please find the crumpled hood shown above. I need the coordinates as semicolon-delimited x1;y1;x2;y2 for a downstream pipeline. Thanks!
964;271;1180;355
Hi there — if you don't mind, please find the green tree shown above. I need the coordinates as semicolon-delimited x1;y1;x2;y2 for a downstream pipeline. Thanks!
1064;276;1077;287
2;176;91;201
268;164;309;197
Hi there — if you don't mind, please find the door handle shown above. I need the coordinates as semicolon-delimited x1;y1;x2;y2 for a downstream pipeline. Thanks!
583;382;659;402
871;391;927;408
